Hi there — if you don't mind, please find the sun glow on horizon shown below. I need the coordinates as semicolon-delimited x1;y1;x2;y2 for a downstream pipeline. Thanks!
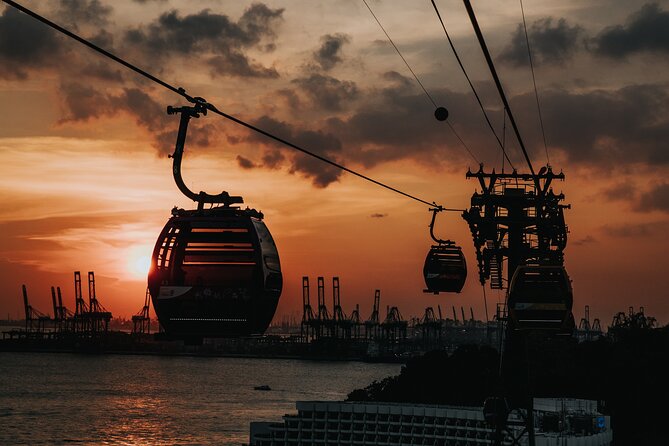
125;246;152;280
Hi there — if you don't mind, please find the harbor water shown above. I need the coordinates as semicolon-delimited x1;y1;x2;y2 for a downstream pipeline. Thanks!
0;352;400;445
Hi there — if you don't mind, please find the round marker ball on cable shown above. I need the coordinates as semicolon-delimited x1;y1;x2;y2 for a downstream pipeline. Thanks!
434;106;449;122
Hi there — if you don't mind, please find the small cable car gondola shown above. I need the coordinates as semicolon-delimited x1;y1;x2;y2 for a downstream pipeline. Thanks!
506;265;573;333
423;207;467;293
148;102;282;339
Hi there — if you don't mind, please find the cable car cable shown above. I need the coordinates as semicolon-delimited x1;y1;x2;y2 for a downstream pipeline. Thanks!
429;0;515;170
3;0;455;211
462;0;536;178
519;0;550;166
361;0;480;166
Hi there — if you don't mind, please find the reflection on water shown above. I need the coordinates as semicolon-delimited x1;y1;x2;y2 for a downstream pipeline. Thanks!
0;353;400;445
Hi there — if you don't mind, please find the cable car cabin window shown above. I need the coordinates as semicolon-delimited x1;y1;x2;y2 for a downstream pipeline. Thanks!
176;225;259;287
156;227;180;269
511;269;571;304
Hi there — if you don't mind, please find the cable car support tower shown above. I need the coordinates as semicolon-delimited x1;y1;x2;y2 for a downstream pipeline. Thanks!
458;1;574;444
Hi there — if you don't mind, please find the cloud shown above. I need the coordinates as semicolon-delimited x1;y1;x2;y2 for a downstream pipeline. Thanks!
636;183;669;213
572;235;596;246
0;8;67;79
510;84;669;167
58;84;165;130
54;0;113;29
124;4;283;78
601;221;668;238
594;3;669;58
291;74;359;111
56;83;217;154
236;115;343;187
236;155;257;169
313;33;350;70
500;17;583;66
602;182;637;202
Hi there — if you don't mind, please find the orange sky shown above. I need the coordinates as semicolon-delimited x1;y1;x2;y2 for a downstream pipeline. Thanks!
0;0;668;326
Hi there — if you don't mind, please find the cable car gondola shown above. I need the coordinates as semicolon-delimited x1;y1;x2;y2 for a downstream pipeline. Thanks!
147;102;282;339
423;207;467;293
507;265;573;333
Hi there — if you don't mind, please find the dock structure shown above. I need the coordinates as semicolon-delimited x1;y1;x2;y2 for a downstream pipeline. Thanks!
87;271;111;334
300;276;317;342
51;286;73;333
576;305;603;342
363;290;381;340
415;306;442;348
381;306;407;342
300;276;364;341
331;277;353;339
22;284;50;334
132;287;151;335
315;277;332;338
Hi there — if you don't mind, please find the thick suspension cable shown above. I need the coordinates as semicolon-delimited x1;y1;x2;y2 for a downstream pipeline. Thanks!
3;0;456;211
519;0;550;166
462;0;536;178
430;0;515;170
361;0;480;166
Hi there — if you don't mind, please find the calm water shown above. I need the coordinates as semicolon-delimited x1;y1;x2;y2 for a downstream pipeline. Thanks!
0;352;400;445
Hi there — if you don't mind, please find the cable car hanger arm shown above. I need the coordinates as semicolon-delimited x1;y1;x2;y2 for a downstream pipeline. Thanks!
167;102;243;208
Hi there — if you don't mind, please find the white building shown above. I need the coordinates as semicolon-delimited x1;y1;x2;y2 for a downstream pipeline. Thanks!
250;399;611;446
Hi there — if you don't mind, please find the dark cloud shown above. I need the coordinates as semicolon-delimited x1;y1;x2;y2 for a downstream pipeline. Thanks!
500;17;583;66
594;3;669;58
237;155;257;169
275;89;302;111
124;5;283;78
237;115;343;187
292;74;359;111
79;61;124;82
370;213;388;218
261;150;285;168
54;0;113;28
510;84;669;167
637;183;669;213
59;84;165;130
56;83;209;154
601;221;668;238
572;235;596;246
0;8;66;79
58;83;115;121
323;72;487;168
313;33;350;70
207;50;279;79
602;182;637;202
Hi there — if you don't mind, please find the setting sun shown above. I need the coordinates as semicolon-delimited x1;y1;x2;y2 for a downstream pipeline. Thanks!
126;246;152;280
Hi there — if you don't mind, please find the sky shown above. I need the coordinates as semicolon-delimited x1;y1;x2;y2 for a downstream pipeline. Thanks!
0;0;668;326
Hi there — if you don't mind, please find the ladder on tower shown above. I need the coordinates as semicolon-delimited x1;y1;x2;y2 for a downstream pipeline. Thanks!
489;252;503;289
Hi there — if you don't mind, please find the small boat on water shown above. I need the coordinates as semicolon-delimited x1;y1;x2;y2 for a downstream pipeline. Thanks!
254;385;271;391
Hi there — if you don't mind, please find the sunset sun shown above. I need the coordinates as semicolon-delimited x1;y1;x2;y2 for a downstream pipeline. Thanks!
125;247;152;280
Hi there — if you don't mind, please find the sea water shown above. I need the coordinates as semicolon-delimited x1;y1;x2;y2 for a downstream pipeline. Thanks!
0;352;400;445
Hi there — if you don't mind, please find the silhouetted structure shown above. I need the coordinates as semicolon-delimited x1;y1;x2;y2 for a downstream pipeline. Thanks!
132;287;151;335
87;272;111;334
364;290;381;340
148;103;282;340
300;277;316;342
22;285;50;333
